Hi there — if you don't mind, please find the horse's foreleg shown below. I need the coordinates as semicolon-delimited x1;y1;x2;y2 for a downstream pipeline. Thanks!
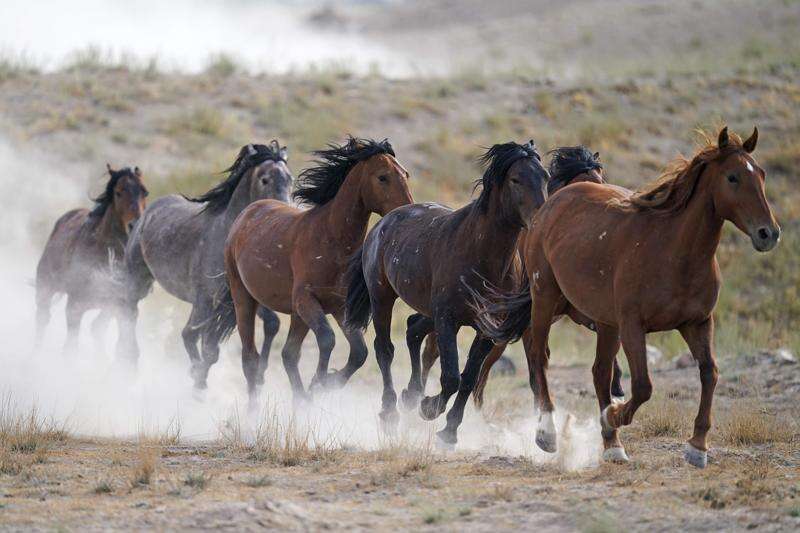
63;295;86;355
611;358;626;401
603;321;651;432
401;314;434;411
527;300;561;453
281;314;310;406
34;287;53;350
420;332;438;389
199;323;224;391
182;306;205;388
90;311;111;353
592;324;628;463
679;318;717;469
372;297;398;432
438;333;494;447
256;306;280;386
294;291;336;394
419;313;459;422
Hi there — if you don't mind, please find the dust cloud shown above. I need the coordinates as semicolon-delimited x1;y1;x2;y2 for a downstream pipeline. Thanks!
0;136;601;469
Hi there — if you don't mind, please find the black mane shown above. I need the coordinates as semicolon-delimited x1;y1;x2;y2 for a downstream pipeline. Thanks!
547;146;602;193
89;167;140;219
293;137;395;206
188;141;287;214
475;141;541;211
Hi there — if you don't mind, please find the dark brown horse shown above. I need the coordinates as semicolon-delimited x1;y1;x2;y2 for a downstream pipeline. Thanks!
345;141;549;447
217;138;412;404
474;127;779;467
35;165;148;351
118;142;292;388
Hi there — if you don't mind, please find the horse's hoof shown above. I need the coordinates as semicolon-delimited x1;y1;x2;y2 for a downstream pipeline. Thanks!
191;387;207;402
419;396;443;421
379;410;399;436
400;388;421;411
603;446;630;463
611;395;625;405
684;443;708;468
435;431;456;452
535;429;557;454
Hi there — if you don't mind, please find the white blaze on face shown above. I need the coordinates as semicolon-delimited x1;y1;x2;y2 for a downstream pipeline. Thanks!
746;161;754;173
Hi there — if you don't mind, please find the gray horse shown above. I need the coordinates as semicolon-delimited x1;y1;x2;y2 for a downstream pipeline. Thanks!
117;141;293;389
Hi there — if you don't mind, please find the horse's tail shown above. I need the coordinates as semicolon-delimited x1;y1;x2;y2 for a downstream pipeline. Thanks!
344;247;371;331
203;281;238;342
466;278;531;344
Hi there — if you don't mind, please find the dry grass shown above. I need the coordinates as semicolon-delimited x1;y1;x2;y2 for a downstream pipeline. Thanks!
183;470;212;490
0;397;68;474
130;446;159;486
138;417;181;446
718;402;796;446
633;395;691;439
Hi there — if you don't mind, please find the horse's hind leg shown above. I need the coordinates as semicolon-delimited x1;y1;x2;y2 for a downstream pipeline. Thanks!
420;332;438;390
90;311;112;353
679;318;717;468
401;314;434;411
592;324;628;463
611;357;625;402
331;313;368;388
182;305;206;388
63;295;87;355
372;294;399;432
419;312;460;423
281;313;310;405
294;290;337;394
256;306;280;386
228;270;260;407
472;342;507;409
34;286;54;350
437;333;494;448
526;291;562;454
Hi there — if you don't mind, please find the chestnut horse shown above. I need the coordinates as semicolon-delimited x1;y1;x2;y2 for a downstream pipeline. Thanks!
118;142;292;388
413;147;628;421
218;138;412;404
474;127;779;467
35;165;148;352
345;141;549;447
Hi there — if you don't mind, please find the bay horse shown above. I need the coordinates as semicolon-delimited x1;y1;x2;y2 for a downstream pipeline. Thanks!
473;127;779;467
345;141;549;447
117;141;292;389
35;165;148;352
218;137;412;404
412;146;627;422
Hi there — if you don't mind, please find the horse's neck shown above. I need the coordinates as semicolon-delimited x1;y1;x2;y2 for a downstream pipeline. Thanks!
464;194;523;279
662;179;723;265
222;171;255;226
95;207;126;251
319;170;371;246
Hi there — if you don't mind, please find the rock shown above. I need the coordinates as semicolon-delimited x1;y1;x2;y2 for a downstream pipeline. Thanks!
646;344;663;366
773;348;796;365
675;352;696;369
493;355;517;376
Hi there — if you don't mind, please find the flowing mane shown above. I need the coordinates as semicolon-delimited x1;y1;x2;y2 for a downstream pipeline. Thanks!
616;130;745;213
188;140;287;214
293;137;395;206
547;146;602;193
89;166;145;219
475;140;541;211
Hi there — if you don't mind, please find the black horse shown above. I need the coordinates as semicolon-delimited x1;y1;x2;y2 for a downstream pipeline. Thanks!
117;141;293;389
345;141;549;448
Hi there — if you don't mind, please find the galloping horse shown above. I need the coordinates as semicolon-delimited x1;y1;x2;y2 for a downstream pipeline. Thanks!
218;137;412;404
412;147;628;420
345;141;549;446
36;165;148;351
474;127;779;467
118;142;292;389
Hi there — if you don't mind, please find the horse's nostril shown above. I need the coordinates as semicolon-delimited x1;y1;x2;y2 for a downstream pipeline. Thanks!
757;228;770;240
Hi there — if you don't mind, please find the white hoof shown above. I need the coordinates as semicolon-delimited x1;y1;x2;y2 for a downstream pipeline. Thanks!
603;446;630;463
611;395;625;405
536;411;557;453
684;443;708;468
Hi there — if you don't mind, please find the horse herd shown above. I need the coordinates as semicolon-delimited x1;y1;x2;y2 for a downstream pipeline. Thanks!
34;126;779;468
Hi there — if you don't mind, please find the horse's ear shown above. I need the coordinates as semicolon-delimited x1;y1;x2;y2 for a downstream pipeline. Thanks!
246;144;257;156
718;126;729;149
743;126;758;153
593;151;600;160
134;166;142;177
106;163;113;175
279;146;288;161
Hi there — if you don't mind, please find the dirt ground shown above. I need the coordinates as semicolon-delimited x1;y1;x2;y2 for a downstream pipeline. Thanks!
1;350;797;532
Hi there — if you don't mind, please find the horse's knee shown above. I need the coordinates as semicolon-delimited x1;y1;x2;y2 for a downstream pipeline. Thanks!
441;374;460;396
181;325;198;344
350;340;368;367
698;361;718;386
317;327;335;355
632;380;653;403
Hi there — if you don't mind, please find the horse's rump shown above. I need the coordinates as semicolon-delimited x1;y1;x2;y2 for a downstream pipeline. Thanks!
35;208;90;292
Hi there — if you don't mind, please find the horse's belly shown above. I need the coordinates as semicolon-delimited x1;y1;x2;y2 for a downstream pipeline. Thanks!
236;249;294;315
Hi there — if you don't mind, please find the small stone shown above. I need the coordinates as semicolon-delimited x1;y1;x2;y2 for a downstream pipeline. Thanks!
646;345;663;366
774;348;797;365
493;355;516;376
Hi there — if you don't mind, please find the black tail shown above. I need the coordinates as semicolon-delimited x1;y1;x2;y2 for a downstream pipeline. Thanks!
344;247;372;331
203;281;238;342
464;275;532;344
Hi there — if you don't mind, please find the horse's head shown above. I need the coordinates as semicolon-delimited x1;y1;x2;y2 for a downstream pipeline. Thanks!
478;140;549;228
107;164;148;233
358;150;413;216
710;127;780;252
547;146;604;194
247;141;292;203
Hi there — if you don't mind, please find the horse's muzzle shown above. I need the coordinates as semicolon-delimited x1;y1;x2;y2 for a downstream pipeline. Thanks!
751;224;780;252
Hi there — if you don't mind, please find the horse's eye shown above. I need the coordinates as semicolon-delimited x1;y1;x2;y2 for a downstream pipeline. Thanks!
115;191;121;197
378;175;388;183
261;178;269;185
727;174;738;184
510;178;520;184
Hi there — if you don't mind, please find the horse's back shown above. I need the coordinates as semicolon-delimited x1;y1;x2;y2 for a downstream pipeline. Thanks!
36;208;90;292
